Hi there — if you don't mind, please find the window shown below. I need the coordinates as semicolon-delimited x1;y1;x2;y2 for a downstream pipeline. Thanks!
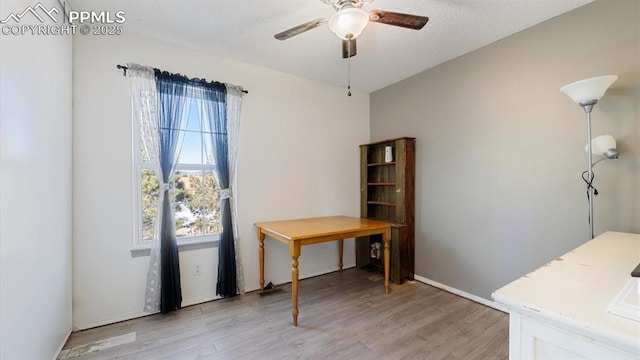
134;99;222;250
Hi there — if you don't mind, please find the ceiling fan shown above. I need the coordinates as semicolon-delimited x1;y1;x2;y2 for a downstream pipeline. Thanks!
274;0;429;59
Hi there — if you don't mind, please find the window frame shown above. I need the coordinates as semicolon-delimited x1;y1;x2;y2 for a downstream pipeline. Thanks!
130;109;220;257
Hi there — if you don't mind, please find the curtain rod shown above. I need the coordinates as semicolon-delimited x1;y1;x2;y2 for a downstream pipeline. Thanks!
116;64;248;94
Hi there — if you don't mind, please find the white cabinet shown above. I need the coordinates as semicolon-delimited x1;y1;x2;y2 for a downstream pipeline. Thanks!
493;232;640;360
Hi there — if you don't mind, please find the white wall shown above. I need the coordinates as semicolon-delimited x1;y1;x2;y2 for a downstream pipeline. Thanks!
370;0;639;301
0;0;73;358
72;33;369;329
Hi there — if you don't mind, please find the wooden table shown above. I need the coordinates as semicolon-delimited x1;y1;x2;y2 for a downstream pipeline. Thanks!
255;215;393;326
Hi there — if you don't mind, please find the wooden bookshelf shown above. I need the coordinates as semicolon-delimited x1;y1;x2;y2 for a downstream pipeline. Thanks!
356;137;415;284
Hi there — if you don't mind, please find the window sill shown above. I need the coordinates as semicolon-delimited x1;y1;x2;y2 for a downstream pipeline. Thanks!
131;237;219;258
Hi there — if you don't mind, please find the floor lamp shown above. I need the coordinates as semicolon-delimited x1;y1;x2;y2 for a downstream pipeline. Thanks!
560;75;618;240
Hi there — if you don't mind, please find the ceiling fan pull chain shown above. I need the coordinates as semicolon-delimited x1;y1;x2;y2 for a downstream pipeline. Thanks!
347;37;352;96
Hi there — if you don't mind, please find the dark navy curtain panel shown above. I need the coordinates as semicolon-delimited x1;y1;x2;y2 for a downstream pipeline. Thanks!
155;70;190;314
154;70;238;312
198;82;238;298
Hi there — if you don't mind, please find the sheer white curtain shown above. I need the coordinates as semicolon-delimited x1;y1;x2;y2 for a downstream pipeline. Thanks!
126;63;162;313
225;84;245;295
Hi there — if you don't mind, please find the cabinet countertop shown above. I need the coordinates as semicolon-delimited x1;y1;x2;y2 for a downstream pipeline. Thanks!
493;231;640;355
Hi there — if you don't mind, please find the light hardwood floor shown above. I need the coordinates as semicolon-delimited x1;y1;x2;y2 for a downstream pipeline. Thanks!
61;269;508;360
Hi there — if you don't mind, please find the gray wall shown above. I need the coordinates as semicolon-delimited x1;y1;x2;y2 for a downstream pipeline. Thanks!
370;0;639;300
0;0;73;358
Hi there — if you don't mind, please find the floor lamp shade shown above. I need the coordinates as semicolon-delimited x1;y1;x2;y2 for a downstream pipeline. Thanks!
560;75;618;104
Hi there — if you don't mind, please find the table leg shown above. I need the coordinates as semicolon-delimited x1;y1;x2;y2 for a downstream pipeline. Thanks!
384;228;391;295
338;239;344;272
258;229;265;292
290;243;301;326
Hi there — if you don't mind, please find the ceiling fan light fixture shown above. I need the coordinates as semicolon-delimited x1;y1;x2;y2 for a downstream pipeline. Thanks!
328;7;369;40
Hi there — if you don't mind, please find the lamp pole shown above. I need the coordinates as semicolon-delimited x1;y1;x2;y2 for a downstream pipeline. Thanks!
581;100;597;240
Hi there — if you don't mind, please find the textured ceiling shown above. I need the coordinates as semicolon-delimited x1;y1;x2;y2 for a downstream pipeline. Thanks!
72;0;594;93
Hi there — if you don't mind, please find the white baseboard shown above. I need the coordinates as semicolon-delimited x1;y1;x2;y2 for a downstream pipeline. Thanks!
73;295;220;331
413;274;507;313
73;310;152;332
182;295;219;307
54;327;72;360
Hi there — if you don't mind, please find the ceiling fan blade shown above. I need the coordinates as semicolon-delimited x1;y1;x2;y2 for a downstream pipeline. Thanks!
274;18;328;40
368;10;429;30
342;38;357;59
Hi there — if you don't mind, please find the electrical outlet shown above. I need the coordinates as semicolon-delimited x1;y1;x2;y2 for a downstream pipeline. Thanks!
194;264;202;276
